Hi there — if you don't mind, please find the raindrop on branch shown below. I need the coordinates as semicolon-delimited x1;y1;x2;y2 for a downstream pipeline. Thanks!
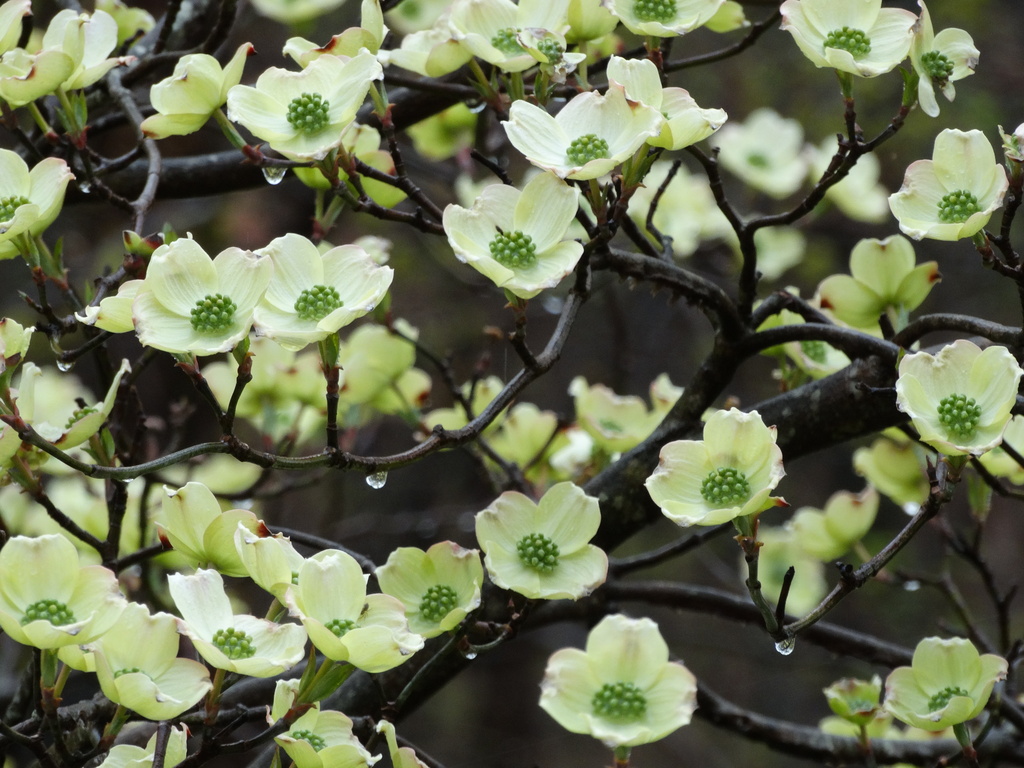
774;636;796;656
365;471;388;489
262;166;287;185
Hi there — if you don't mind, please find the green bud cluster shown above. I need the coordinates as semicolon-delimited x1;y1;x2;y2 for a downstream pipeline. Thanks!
633;0;677;23
824;27;872;58
489;230;537;269
491;27;524;56
190;293;237;332
566;133;610;166
287;92;331;134
65;405;98;431
921;50;954;82
516;532;560;573
700;467;751;507
937;190;981;223
536;39;564;65
0;195;30;223
325;618;356;638
294;284;343;322
290;730;327;752
927;685;970;712
937;393;981;438
212;626;257;659
592;681;648;720
21;599;75;626
800;340;827;364
419;584;458;622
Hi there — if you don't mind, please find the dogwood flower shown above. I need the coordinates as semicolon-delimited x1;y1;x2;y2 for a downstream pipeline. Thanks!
779;0;916;78
449;0;574;73
376;542;483;638
157;482;261;577
789;487;879;561
95;727;188;768
79;602;212;720
605;0;726;37
377;722;428;768
141;43;253;139
168;568;307;677
234;524;306;599
0;534;125;649
475;482;607;600
253;233;394;351
0;0;30;56
284;550;424;672
248;0;346;25
0;151;74;260
910;1;978;118
276;707;380;768
0;46;76;108
539;614;697;747
817;235;940;330
885;637;1007;731
606;56;726;151
95;0;155;47
503;87;663;180
132;236;273;356
809;138;889;223
888;129;1008;241
443;172;582;299
283;0;387;63
825;676;883;726
715;108;807;199
569;376;660;454
226;51;382;161
42;9;131;91
852;432;929;512
646;408;786;527
895;339;1022;456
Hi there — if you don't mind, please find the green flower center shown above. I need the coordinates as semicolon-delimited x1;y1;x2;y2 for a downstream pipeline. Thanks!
746;153;770;169
0;194;30;223
801;340;827;363
937;190;981;223
190;293;237;333
633;0;677;24
489;229;537;269
64;405;97;430
287;92;331;134
324;618;356;638
927;686;970;712
21;599;75;626
291;570;300;585
592;681;648;720
290;729;326;752
824;27;872;58
294;284;343;322
700;467;751;507
536;39;564;65
114;667;144;678
921;50;954;82
419;584;458;622
937;393;981;438
566;134;610;167
516;532;560;573
491;27;524;56
212;627;256;660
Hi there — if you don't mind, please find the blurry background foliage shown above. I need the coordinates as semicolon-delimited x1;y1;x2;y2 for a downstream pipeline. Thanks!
1;0;1024;766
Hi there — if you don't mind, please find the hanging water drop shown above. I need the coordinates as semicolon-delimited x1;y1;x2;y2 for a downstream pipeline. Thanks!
774;636;796;656
903;580;921;592
56;359;74;372
460;649;478;660
366;471;388;489
262;166;287;185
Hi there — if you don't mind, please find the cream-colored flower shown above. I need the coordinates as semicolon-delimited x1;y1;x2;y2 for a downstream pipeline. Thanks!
889;129;1008;241
605;0;726;38
910;0;978;118
895;339;1022;456
0;151;74;260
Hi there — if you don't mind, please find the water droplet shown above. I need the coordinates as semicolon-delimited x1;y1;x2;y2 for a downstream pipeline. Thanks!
902;502;921;516
468;100;487;114
78;181;91;193
262;166;287;185
365;471;388;489
460;649;478;660
903;580;921;592
56;359;74;372
774;636;796;656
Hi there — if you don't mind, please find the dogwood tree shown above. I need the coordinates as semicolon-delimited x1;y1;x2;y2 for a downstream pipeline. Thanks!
0;0;1022;766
